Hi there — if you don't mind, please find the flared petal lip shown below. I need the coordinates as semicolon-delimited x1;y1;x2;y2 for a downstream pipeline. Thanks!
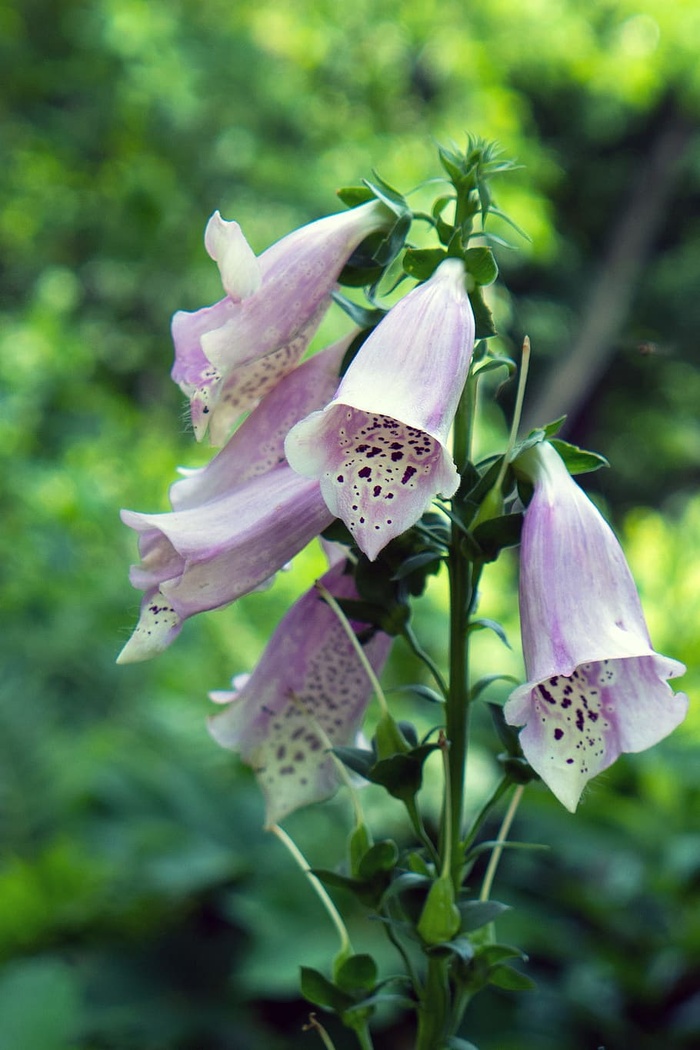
506;643;687;725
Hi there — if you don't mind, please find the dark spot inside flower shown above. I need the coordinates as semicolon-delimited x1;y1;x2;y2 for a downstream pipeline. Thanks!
549;676;559;686
566;758;574;765
554;728;564;740
563;684;573;696
575;709;585;731
561;697;572;709
279;765;294;775
336;474;344;482
391;450;403;462
538;683;556;705
358;466;371;479
356;443;369;452
366;446;382;458
276;746;286;760
294;751;304;762
401;466;417;484
373;485;381;497
588;712;598;722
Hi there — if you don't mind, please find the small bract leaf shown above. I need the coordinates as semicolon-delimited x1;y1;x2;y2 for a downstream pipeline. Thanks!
458;900;510;932
550;438;609;474
488;965;536;992
468;618;512;649
358;840;399;879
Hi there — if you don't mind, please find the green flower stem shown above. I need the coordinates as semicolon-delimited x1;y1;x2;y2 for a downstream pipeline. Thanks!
443;377;477;889
416;954;451;1050
479;784;525;902
270;825;353;960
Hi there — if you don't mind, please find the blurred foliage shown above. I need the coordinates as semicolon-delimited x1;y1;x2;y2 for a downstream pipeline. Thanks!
0;0;698;1047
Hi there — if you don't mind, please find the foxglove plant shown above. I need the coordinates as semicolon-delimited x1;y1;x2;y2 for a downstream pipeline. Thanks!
119;140;689;1050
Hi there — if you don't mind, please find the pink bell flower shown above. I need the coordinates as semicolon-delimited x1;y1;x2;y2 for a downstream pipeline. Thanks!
171;202;391;444
208;561;392;825
504;441;688;811
117;343;349;663
284;259;475;560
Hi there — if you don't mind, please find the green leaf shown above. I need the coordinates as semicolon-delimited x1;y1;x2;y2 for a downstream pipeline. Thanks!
488;964;537;991
332;745;376;778
468;618;511;649
447;1038;481;1050
488;701;523;755
391;550;445;579
428;935;475;964
458;900;510;932
464;246;498;286
550;438;610;474
470;674;519;702
478;944;528;966
388;683;445;705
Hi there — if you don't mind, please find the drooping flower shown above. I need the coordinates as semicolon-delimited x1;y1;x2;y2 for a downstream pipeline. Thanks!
172;201;392;444
117;343;350;663
208;560;392;825
504;441;688;811
284;259;475;560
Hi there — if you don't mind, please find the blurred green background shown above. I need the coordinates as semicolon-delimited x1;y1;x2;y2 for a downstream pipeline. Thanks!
1;0;699;1047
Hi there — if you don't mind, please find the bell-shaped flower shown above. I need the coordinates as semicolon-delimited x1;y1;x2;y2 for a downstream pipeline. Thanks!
117;343;350;664
284;259;476;561
172;201;392;444
504;441;688;812
208;560;392;826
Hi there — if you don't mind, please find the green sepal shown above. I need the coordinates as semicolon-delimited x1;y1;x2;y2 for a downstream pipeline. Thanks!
478;944;528;966
417;874;462;945
348;823;373;878
464;246;498;286
358;840;399;880
471;512;523;561
334;953;378;995
300;967;354;1013
550;437;610;474
310;868;388;909
336;186;375;208
488;701;524;756
458;900;510;932
362;172;410;218
468;285;497;339
366;744;439;802
427;935;475;964
488;965;536;992
403;247;448;281
447;1039;481;1050
391;550;445;580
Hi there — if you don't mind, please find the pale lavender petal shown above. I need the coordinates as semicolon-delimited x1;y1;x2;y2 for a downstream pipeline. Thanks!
118;467;334;663
505;441;688;811
204;211;261;301
208;561;392;825
172;201;391;442
170;337;350;510
286;259;474;558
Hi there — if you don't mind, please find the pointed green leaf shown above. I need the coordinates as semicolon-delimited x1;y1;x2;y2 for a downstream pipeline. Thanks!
335;954;378;995
550;438;610;474
300;967;353;1012
488;965;536;991
468;618;511;649
458;900;510;932
464;246;498;286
